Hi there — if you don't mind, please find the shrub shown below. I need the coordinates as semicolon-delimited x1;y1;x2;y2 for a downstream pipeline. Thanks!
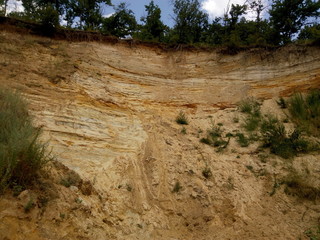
260;115;312;159
200;123;229;151
243;115;261;132
239;97;262;132
289;90;320;136
235;133;250;147
0;89;51;193
176;111;188;125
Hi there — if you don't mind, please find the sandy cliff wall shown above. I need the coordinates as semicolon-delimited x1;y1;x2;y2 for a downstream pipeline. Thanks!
0;31;320;240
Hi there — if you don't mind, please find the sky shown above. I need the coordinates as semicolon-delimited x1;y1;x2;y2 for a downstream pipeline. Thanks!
6;0;269;27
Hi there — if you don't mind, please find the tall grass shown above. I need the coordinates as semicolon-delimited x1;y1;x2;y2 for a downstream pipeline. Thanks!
0;89;51;193
289;90;320;136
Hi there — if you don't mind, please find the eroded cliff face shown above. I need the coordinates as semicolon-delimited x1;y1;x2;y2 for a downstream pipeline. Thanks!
0;31;320;240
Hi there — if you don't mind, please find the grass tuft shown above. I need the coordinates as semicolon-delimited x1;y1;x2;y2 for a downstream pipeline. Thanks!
202;167;212;179
0;89;51;193
176;111;188;125
276;97;287;109
239;98;261;116
172;181;182;193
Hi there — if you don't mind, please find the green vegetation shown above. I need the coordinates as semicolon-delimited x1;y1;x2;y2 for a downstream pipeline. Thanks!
288;90;320;136
305;225;320;240
24;198;35;213
0;89;51;193
126;184;133;192
239;98;261;115
260;115;312;159
283;172;320;200
60;173;81;188
202;167;212;179
172;181;182;193
276;97;287;109
200;122;230;151
176;111;188;125
235;133;250;147
237;93;319;158
239;98;262;136
243;115;261;132
1;0;318;46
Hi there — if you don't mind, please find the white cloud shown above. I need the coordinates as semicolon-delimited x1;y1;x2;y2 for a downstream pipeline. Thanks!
6;0;24;14
201;0;268;20
102;12;114;18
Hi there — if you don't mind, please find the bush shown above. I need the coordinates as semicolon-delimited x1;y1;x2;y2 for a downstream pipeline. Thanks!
289;90;320;136
243;115;261;132
0;89;51;193
200;123;229;151
260;115;312;159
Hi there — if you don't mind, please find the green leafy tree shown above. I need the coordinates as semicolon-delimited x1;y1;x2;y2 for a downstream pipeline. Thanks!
204;17;224;45
171;0;208;44
20;0;111;29
68;0;112;30
136;0;167;42
270;0;320;44
298;23;320;43
102;2;137;38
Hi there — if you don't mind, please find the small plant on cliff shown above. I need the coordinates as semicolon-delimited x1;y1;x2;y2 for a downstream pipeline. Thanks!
172;181;182;193
288;90;320;136
202;167;212;179
260;115;314;159
0;89;51;193
276;97;287;109
176;111;188;125
239;98;261;115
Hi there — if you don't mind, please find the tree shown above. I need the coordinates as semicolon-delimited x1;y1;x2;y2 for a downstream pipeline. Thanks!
20;0;112;29
224;3;247;30
171;0;208;44
204;17;224;45
247;0;265;23
102;3;137;38
270;0;320;44
0;0;9;15
67;0;112;30
137;0;167;41
298;23;320;43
